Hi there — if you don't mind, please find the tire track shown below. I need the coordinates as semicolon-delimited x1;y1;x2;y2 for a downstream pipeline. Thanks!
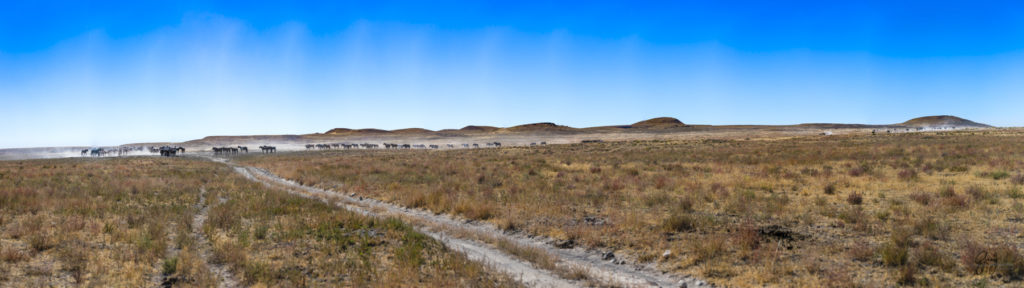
232;166;575;287
191;187;241;288
225;159;704;287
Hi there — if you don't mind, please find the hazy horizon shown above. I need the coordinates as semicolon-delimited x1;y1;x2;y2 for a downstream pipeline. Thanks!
2;1;1023;148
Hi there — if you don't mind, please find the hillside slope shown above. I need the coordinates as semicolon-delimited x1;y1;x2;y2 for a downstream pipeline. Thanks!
901;115;989;128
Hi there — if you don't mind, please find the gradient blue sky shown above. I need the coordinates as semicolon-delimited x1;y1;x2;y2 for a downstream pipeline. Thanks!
1;1;1023;148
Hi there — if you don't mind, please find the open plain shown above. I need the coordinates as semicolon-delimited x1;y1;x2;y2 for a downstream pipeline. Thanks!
1;117;1021;287
236;126;1024;287
0;157;519;287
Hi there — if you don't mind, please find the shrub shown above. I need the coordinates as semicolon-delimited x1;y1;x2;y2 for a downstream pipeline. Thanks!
254;225;269;240
404;191;427;208
909;192;932;206
497;218;518;232
396;230;427;269
875;210;891;222
824;183;837;195
58;243;88;283
890;226;914;248
211;240;247;267
847;242;874;262
962;241;986;274
653;176;670;189
914;241;954;272
1009;188;1024;199
847;192;863;205
208;203;241;230
163;256;178;275
849;166;868;177
896;264;920;286
962;241;1024;278
691;234;726;263
1013;174;1024;185
677;196;695;212
561;265;590;281
880;242;908;266
28;234;56;252
938;186;956;198
989;171;1011;180
454;199;495;220
731;223;761;250
662;213;695;233
913;217;950;240
838;206;866;226
897;169;918;181
0;246;29;263
966;186;988;201
940;194;968;210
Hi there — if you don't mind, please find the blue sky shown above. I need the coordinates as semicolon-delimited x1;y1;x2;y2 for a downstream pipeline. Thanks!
1;1;1022;148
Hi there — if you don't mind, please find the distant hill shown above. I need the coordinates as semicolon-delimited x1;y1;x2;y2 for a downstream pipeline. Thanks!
391;128;434;134
356;129;391;134
325;128;353;134
901;115;990;128
9;115;1004;158
459;125;500;133
503;122;576;133
315;115;991;138
631;117;685;128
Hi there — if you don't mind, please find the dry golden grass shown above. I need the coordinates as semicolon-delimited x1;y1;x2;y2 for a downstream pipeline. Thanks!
0;157;214;286
0;157;517;287
239;128;1024;286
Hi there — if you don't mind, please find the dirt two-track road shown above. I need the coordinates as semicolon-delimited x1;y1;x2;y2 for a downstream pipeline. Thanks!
203;156;704;288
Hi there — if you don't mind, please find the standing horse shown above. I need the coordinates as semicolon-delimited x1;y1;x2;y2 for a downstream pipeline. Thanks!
159;146;178;157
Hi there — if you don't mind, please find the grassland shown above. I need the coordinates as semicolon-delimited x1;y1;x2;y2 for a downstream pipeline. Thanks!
0;157;517;287
239;129;1024;286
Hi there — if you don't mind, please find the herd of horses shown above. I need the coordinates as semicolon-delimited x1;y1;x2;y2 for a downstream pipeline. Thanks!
158;146;186;156
80;140;556;158
212;146;245;155
80;146;184;157
303;142;519;150
80;145;277;157
212;146;277;155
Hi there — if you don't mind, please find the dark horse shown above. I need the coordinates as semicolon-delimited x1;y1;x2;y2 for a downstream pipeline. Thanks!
159;146;181;157
212;147;237;155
